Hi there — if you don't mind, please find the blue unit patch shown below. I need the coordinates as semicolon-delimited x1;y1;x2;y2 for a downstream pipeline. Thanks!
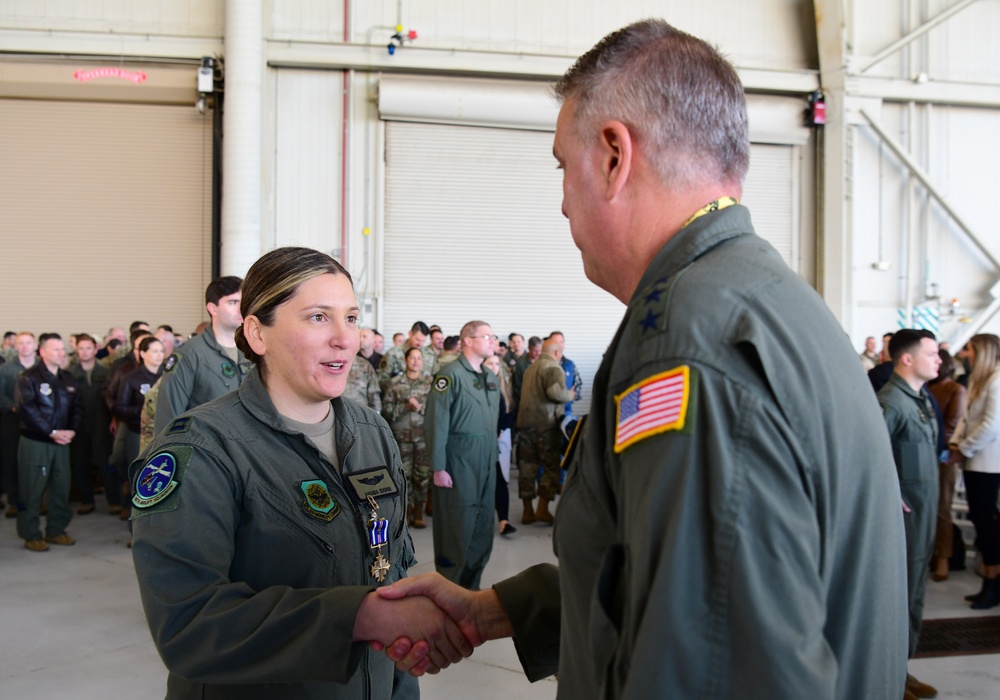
133;452;180;508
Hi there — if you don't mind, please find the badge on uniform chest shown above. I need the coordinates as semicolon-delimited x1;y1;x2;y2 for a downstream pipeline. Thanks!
297;479;341;522
347;467;398;582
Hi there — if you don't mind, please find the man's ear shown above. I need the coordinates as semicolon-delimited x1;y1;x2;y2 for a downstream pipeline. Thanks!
599;121;633;201
244;316;266;356
206;302;219;319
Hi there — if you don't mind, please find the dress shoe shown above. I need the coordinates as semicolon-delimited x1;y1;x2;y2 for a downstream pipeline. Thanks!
77;503;95;515
904;689;919;700
500;522;517;536
108;505;123;516
5;505;17;518
905;674;938;698
931;571;948;582
24;539;49;552
45;532;75;546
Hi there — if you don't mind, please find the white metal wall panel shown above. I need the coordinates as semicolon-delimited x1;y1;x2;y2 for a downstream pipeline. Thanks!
0;0;224;35
0;98;213;339
273;68;344;254
273;0;815;71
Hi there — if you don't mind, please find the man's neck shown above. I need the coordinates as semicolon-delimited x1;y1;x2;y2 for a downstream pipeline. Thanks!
42;361;60;375
359;348;373;359
80;359;95;371
18;355;35;369
894;369;926;394
212;322;236;348
463;350;483;372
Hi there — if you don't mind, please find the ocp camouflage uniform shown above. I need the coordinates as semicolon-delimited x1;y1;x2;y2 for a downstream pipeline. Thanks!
378;345;439;395
516;354;575;502
341;358;381;413
382;372;433;511
139;382;160;454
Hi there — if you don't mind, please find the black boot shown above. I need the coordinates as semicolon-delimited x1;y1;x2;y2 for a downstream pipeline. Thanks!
965;578;989;602
970;577;1000;610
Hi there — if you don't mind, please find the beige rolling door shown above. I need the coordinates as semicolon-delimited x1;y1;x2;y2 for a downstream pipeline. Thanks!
0;99;213;339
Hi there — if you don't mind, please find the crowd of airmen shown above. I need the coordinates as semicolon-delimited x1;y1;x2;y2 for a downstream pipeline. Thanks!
0;307;583;550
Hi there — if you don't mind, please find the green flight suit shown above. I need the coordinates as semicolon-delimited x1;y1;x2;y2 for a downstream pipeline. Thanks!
153;326;250;435
878;372;940;658
425;353;499;590
130;367;416;699
492;205;908;698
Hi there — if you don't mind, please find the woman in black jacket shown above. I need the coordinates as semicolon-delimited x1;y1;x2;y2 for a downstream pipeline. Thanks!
114;336;164;467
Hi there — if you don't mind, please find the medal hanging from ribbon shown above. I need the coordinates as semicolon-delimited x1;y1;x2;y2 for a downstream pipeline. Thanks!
367;495;391;582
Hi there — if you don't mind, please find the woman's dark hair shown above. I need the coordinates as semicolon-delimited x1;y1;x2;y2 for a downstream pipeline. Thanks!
235;247;353;371
138;336;162;355
404;346;423;360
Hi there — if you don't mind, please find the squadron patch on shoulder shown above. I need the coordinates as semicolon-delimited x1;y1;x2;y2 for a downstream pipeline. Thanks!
163;353;180;374
613;366;694;453
298;479;340;522
433;376;450;392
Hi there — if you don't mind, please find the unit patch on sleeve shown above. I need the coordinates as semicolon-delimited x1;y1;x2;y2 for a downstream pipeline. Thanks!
163;353;181;373
613;365;694;453
433;376;450;392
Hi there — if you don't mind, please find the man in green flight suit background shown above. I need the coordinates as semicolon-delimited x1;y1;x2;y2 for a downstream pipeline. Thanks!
425;320;499;590
153;276;248;434
877;328;942;700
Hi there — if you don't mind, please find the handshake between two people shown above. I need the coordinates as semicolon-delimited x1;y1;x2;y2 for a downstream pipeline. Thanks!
352;572;514;676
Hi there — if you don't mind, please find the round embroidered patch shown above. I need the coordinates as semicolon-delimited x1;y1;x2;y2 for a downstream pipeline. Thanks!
222;362;236;378
434;376;450;392
163;354;179;373
133;452;179;508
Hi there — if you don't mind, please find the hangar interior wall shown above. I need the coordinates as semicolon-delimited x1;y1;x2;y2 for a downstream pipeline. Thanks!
3;0;1000;362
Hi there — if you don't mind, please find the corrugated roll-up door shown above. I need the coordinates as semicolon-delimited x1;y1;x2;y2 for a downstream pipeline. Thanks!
742;143;799;269
0;99;213;339
383;121;625;415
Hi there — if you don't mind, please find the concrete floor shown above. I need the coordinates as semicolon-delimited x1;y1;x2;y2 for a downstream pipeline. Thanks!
0;486;996;699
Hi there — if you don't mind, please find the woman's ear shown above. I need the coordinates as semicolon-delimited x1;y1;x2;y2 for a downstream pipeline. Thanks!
244;316;266;357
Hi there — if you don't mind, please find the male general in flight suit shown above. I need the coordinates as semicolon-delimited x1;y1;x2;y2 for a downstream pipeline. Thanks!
425;321;499;590
154;276;248;434
376;19;909;700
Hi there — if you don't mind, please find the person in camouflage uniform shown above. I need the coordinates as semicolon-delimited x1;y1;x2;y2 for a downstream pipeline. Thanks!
515;338;575;524
382;347;432;528
378;321;439;394
139;381;160;454
341;356;381;412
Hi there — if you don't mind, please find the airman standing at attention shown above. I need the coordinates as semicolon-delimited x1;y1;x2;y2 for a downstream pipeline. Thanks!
425;321;499;589
154;276;248;435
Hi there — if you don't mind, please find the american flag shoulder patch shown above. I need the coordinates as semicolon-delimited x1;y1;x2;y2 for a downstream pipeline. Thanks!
614;366;691;453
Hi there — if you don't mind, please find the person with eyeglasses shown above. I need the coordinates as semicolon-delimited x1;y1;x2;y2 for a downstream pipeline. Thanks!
424;321;500;589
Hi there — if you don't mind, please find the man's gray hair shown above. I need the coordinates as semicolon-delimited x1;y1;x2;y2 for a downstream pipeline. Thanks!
555;19;750;188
